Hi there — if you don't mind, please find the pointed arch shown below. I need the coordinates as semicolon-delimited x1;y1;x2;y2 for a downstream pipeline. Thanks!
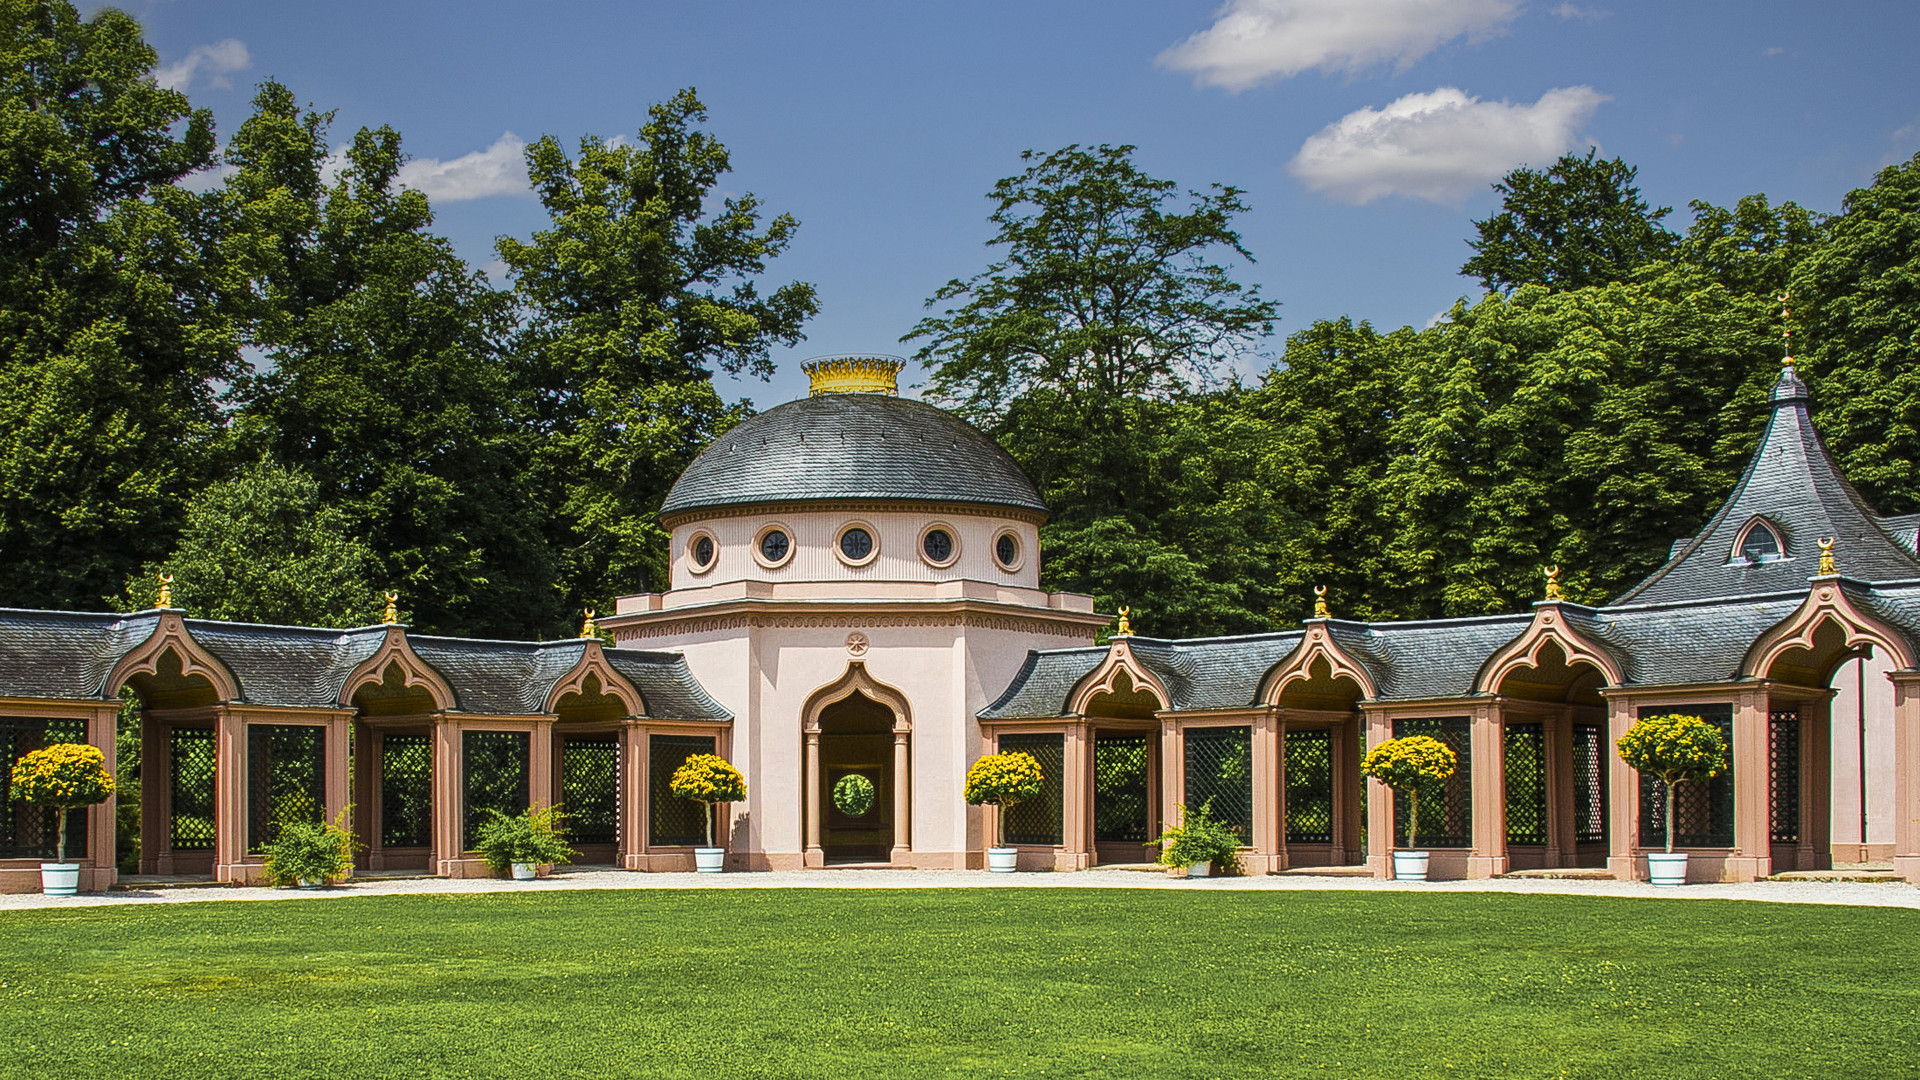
803;661;912;734
1260;624;1378;706
1732;514;1789;564
1067;638;1172;717
106;613;240;703
1474;608;1626;696
338;628;456;713
543;642;645;717
1743;584;1918;684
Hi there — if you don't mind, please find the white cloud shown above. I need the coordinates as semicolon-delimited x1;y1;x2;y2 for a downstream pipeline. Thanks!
154;39;250;92
1551;3;1610;21
1158;0;1521;91
176;162;237;194
395;133;530;202
1288;85;1610;205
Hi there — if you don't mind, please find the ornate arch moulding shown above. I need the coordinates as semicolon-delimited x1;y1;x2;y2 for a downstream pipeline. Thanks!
336;626;458;712
1066;637;1173;717
1260;623;1379;706
1741;583;1919;679
801;660;913;734
1472;605;1626;696
542;642;646;717
105;612;241;702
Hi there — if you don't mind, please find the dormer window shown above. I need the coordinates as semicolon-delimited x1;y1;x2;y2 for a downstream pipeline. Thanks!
1736;519;1784;563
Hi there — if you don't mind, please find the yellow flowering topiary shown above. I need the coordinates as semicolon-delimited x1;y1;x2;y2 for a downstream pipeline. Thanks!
965;751;1045;847
1360;735;1456;850
9;742;114;863
1617;713;1729;853
670;754;746;848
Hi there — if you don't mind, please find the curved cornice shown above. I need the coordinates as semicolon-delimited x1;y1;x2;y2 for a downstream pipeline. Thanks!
338;627;457;712
105;612;241;702
1473;605;1626;695
543;640;646;717
1743;582;1919;679
801;661;912;733
1067;638;1173;716
1259;621;1379;705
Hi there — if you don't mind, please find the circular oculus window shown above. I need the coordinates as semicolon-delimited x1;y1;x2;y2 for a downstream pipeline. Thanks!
921;527;955;566
688;532;717;573
836;523;878;566
754;526;793;568
993;530;1022;571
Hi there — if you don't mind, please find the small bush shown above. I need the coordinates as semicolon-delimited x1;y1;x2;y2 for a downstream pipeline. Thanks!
9;742;115;862
259;809;360;887
1361;735;1457;848
670;755;747;847
472;804;576;875
1147;801;1243;872
1617;713;1728;853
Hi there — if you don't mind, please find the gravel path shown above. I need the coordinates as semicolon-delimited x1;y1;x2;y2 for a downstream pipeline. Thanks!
3;866;1917;912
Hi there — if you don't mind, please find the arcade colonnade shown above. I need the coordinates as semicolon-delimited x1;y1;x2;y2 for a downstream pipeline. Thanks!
0;608;731;892
980;578;1920;883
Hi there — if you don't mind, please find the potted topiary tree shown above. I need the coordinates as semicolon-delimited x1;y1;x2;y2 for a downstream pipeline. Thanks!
1145;800;1242;878
473;803;575;880
8;742;114;896
1361;734;1457;881
964;750;1044;872
670;754;747;873
259;808;360;888
1616;712;1729;886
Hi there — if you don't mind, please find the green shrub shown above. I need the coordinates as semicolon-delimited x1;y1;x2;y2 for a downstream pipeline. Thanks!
472;804;576;875
8;742;115;862
259;809;360;887
965;751;1045;847
1147;801;1243;872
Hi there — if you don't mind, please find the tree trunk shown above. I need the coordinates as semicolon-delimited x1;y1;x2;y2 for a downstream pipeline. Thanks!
55;804;69;864
1406;789;1420;850
1663;778;1676;854
703;801;714;848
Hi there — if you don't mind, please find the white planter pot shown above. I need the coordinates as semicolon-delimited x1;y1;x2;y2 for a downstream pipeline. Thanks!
295;878;323;890
694;847;726;874
39;862;79;897
510;862;538;881
1187;860;1212;878
1646;851;1689;887
1392;850;1430;882
986;847;1018;873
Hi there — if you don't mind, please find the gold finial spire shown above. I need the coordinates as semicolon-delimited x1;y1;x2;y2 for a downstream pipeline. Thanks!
156;573;173;608
1779;291;1795;370
580;608;598;639
802;354;905;396
382;591;400;625
1818;537;1836;576
1312;585;1329;619
1115;607;1132;636
1544;565;1564;602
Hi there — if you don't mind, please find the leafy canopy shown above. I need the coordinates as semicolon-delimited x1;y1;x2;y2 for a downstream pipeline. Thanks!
1462;149;1678;293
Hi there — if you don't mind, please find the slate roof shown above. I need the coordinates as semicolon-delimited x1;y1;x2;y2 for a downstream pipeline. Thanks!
659;393;1047;519
0;609;727;720
1615;368;1920;605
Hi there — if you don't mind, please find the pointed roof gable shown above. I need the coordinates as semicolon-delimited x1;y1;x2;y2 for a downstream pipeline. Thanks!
1614;367;1920;605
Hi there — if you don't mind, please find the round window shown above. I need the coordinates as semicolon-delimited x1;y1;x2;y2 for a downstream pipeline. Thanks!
922;528;953;563
692;535;715;568
760;529;790;563
839;527;873;561
995;532;1019;568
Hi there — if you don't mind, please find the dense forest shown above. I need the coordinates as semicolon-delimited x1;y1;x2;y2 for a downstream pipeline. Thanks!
4;2;1917;640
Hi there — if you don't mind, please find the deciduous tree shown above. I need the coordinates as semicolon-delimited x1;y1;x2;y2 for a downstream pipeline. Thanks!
1462;149;1678;293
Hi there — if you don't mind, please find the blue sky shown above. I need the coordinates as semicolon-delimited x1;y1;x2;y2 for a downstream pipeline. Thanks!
121;0;1920;407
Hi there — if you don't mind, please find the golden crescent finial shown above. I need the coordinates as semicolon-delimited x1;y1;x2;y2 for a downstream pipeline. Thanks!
1780;290;1795;370
1116;607;1132;636
1312;585;1330;620
156;573;173;609
1818;537;1836;577
1544;565;1564;602
581;608;599;639
382;591;400;625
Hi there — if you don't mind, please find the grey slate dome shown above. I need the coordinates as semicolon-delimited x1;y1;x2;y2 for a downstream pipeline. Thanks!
659;392;1047;521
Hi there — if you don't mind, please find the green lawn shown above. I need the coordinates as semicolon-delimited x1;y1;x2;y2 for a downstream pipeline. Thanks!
0;888;1914;1078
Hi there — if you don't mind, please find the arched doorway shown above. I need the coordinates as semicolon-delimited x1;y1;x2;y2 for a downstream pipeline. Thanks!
112;645;235;880
1082;670;1162;866
1493;641;1610;871
1274;655;1366;868
803;665;910;867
